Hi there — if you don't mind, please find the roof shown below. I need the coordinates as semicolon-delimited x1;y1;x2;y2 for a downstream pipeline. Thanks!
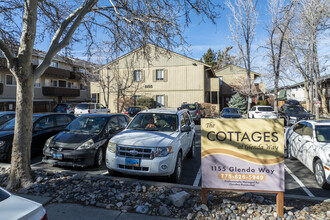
141;107;182;114
215;64;261;77
97;44;216;78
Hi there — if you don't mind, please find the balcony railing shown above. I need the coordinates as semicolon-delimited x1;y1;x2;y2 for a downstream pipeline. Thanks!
42;86;80;97
32;65;83;80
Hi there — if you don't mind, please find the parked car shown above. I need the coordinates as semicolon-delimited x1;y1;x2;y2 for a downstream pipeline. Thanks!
248;105;277;119
106;108;195;183
278;102;313;126
43;114;129;168
54;103;76;114
285;120;330;189
180;103;202;123
125;106;148;118
0;186;47;220
0;112;15;126
74;103;110;116
220;107;243;119
0;113;75;162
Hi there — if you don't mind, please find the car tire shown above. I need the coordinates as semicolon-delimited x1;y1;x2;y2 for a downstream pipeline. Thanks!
252;115;254;118
93;147;103;168
108;168;119;176
169;151;182;183
187;138;195;159
314;159;330;189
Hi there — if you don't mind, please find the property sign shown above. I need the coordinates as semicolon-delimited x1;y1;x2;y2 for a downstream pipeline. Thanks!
201;119;284;192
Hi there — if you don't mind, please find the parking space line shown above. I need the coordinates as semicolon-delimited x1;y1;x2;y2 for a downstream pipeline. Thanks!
193;167;201;186
284;164;315;197
31;161;43;167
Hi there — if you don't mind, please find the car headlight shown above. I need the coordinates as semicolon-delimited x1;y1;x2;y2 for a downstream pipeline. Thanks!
154;146;172;157
289;116;297;120
77;139;94;150
107;142;117;153
0;141;6;149
44;136;55;148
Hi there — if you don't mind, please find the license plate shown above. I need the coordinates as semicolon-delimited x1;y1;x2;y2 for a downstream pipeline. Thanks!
53;153;63;160
125;158;140;167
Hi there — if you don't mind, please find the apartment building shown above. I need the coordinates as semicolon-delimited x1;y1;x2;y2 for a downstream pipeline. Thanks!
0;50;92;112
212;64;265;110
90;44;218;113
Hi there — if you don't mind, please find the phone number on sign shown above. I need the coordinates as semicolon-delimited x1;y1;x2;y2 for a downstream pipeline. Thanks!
218;173;266;181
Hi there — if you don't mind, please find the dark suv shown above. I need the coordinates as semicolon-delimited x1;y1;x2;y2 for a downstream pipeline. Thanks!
278;100;313;126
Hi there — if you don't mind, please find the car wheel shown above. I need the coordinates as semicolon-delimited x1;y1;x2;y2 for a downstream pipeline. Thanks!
108;168;119;176
187;138;195;159
93;147;103;168
314;159;330;189
252;114;254;118
169;152;182;183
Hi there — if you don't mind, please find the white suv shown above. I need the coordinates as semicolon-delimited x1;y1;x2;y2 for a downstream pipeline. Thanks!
248;105;277;119
74;103;110;116
106;108;195;183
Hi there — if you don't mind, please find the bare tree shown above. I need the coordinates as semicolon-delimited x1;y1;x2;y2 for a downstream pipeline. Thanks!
226;0;258;110
287;0;329;114
0;0;221;189
215;46;236;70
265;0;295;112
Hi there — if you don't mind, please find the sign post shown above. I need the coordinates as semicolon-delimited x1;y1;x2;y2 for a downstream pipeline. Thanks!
201;119;285;217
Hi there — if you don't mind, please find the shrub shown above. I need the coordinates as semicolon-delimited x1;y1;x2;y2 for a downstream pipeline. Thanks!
136;97;156;109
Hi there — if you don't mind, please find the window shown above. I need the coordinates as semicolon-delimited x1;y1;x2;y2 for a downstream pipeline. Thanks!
6;75;16;86
50;61;58;68
59;80;66;88
34;116;55;130
80;84;86;90
67;82;72;88
156;69;164;80
118;116;128;129
180;115;186;127
107;117;119;131
303;123;313;138
51;80;58;87
134;70;142;82
293;123;304;135
55;115;73;126
89;104;96;109
91;93;100;103
34;79;41;88
183;112;191;125
99;104;106;109
156;95;164;107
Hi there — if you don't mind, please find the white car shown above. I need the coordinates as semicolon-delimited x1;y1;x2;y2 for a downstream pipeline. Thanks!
285;120;330;189
0;187;47;220
106;108;195;183
74;103;110;116
248;105;277;119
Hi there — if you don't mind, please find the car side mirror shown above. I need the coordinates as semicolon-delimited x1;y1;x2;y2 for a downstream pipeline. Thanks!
302;135;312;142
181;125;191;132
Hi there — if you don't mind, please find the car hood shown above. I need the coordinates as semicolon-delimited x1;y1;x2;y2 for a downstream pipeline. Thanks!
317;142;330;151
110;129;178;147
0;130;14;138
53;131;95;145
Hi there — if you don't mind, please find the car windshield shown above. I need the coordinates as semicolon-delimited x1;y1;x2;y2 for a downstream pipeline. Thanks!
127;113;178;132
0;116;39;131
258;107;274;112
127;107;141;112
286;106;307;113
76;104;89;110
65;116;108;134
0;188;10;202
315;126;330;143
223;108;239;114
181;104;196;110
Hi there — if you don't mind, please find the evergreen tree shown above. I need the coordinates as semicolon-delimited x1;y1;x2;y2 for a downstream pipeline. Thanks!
201;48;217;66
228;93;247;114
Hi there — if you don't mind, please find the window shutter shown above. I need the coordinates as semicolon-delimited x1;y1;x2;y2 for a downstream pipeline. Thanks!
152;70;156;82
164;95;168;107
164;69;168;82
141;70;145;83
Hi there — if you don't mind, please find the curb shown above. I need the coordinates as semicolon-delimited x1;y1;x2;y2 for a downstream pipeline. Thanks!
2;163;330;204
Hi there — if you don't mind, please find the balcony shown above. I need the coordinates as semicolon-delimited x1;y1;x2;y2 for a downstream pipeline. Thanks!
42;86;80;97
33;65;83;80
0;83;3;95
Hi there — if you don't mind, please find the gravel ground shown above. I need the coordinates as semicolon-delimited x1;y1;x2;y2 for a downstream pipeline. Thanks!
0;168;329;220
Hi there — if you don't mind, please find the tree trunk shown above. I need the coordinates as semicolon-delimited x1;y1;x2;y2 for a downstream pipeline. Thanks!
321;87;329;115
6;76;34;189
274;76;279;112
304;84;310;111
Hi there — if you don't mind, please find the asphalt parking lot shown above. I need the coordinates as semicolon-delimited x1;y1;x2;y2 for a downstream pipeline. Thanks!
19;125;330;199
